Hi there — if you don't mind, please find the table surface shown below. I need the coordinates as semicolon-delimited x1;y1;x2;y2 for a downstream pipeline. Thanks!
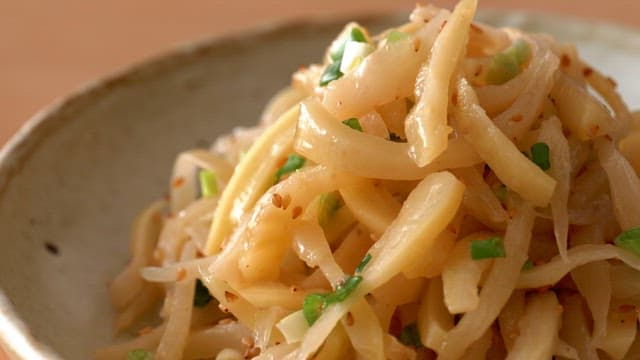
1;0;640;358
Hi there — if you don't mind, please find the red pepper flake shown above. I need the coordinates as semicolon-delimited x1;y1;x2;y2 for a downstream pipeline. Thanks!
510;114;523;123
276;157;288;168
291;206;302;220
413;38;422;52
218;304;230;313
281;194;292;210
582;66;593;77
171;177;185;188
560;54;571;68
345;312;355;326
451;91;458;106
474;64;483;77
289;285;299;293
439;20;448;32
271;193;283;208
589;124;601;138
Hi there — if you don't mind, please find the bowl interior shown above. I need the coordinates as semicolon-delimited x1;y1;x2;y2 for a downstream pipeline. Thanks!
1;11;640;360
0;16;399;359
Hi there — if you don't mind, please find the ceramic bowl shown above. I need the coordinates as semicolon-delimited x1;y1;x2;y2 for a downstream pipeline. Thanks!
1;11;640;360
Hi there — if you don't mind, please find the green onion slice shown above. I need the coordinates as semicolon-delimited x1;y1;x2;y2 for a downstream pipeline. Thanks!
342;118;363;132
193;279;213;307
317;192;342;227
319;60;344;86
127;349;154;360
530;142;551;171
330;26;369;61
327;275;362;303
399;323;423;348
470;236;506;260
493;184;508;201
302;293;327;325
614;227;640;257
485;39;531;85
198;169;218;198
522;259;534;271
275;154;306;183
301;275;363;325
355;253;372;274
386;30;409;43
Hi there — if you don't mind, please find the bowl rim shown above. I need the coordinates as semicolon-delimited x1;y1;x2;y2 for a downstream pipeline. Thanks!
1;8;639;359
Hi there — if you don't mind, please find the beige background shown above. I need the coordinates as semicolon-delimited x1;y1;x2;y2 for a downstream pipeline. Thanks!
1;0;639;358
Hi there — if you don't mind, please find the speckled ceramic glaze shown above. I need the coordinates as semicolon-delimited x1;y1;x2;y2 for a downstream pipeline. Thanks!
0;11;639;360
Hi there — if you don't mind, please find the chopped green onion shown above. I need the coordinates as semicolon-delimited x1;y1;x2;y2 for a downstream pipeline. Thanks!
329;27;369;62
355;253;372;274
193;279;213;307
327;275;362;303
399;323;423;348
389;132;406;142
493;184;508;201
342;118;363;132
350;27;368;43
485;39;531;85
614;227;640;256
198;169;218;198
505;39;531;66
387;30;409;43
330;26;369;62
530;142;551;171
303;293;327;325
275;154;306;183
127;349;154;360
318;192;342;227
301;275;363;325
319;60;344;86
522;259;534;271
470;236;506;260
